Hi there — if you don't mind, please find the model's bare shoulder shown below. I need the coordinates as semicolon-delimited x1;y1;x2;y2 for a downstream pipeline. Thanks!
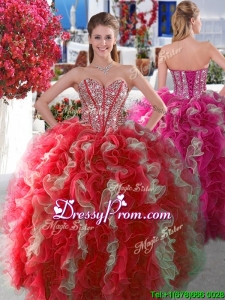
195;40;211;53
199;41;215;57
158;45;168;63
118;64;138;75
202;40;211;46
158;43;183;65
160;44;170;51
205;41;216;50
121;64;137;73
160;44;175;53
65;66;87;86
69;66;84;77
120;64;141;84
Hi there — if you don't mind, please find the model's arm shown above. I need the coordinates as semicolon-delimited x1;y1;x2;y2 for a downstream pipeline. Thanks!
208;43;225;96
157;48;168;90
34;68;79;127
131;66;167;131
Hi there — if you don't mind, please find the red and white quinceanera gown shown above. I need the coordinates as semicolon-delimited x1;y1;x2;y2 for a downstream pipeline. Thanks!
1;78;204;300
127;68;225;242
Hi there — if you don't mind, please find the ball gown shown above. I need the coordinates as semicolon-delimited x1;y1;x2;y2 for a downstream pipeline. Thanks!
127;68;225;242
0;78;205;300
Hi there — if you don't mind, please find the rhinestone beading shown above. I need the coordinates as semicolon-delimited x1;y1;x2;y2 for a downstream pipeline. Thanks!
78;78;129;132
170;69;208;99
95;61;114;75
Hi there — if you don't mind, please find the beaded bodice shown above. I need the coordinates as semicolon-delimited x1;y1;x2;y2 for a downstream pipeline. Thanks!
170;68;208;99
78;78;129;132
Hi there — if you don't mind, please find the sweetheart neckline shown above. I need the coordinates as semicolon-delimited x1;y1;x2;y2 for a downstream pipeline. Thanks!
77;78;129;91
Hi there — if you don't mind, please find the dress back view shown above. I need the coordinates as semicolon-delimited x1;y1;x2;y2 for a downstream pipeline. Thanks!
127;0;225;243
128;44;225;243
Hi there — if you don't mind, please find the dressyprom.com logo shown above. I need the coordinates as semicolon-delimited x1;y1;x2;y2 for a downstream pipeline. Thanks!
53;194;172;225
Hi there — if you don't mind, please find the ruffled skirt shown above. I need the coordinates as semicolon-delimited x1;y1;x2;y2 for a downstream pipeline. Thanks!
127;88;225;242
1;118;204;299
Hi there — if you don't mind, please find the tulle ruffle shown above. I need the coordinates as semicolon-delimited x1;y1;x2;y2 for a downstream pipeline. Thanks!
1;117;205;299
127;87;225;242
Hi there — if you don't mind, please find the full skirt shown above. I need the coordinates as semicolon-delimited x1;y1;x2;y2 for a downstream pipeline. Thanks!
1;118;204;300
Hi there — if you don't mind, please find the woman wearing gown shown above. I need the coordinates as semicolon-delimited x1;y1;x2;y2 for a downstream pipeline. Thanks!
128;0;225;243
0;12;205;300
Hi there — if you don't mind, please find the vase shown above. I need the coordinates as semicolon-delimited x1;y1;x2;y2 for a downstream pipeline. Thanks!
0;92;33;174
136;58;151;76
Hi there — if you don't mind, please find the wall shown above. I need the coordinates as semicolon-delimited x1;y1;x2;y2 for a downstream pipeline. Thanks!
88;0;105;19
187;0;225;48
156;0;225;47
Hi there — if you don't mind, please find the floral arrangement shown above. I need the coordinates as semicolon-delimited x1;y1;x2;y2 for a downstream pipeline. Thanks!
206;54;225;84
135;24;151;59
0;0;70;104
37;98;82;128
112;0;158;58
116;1;137;46
135;0;158;58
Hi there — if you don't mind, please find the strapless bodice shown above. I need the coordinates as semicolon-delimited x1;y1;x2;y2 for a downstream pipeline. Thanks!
78;78;129;132
170;68;208;99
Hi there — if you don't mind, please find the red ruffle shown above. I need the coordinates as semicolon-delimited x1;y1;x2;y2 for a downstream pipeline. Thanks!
1;117;204;299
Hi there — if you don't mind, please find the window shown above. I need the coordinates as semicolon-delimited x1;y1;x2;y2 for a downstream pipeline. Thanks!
104;0;110;13
158;1;176;37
